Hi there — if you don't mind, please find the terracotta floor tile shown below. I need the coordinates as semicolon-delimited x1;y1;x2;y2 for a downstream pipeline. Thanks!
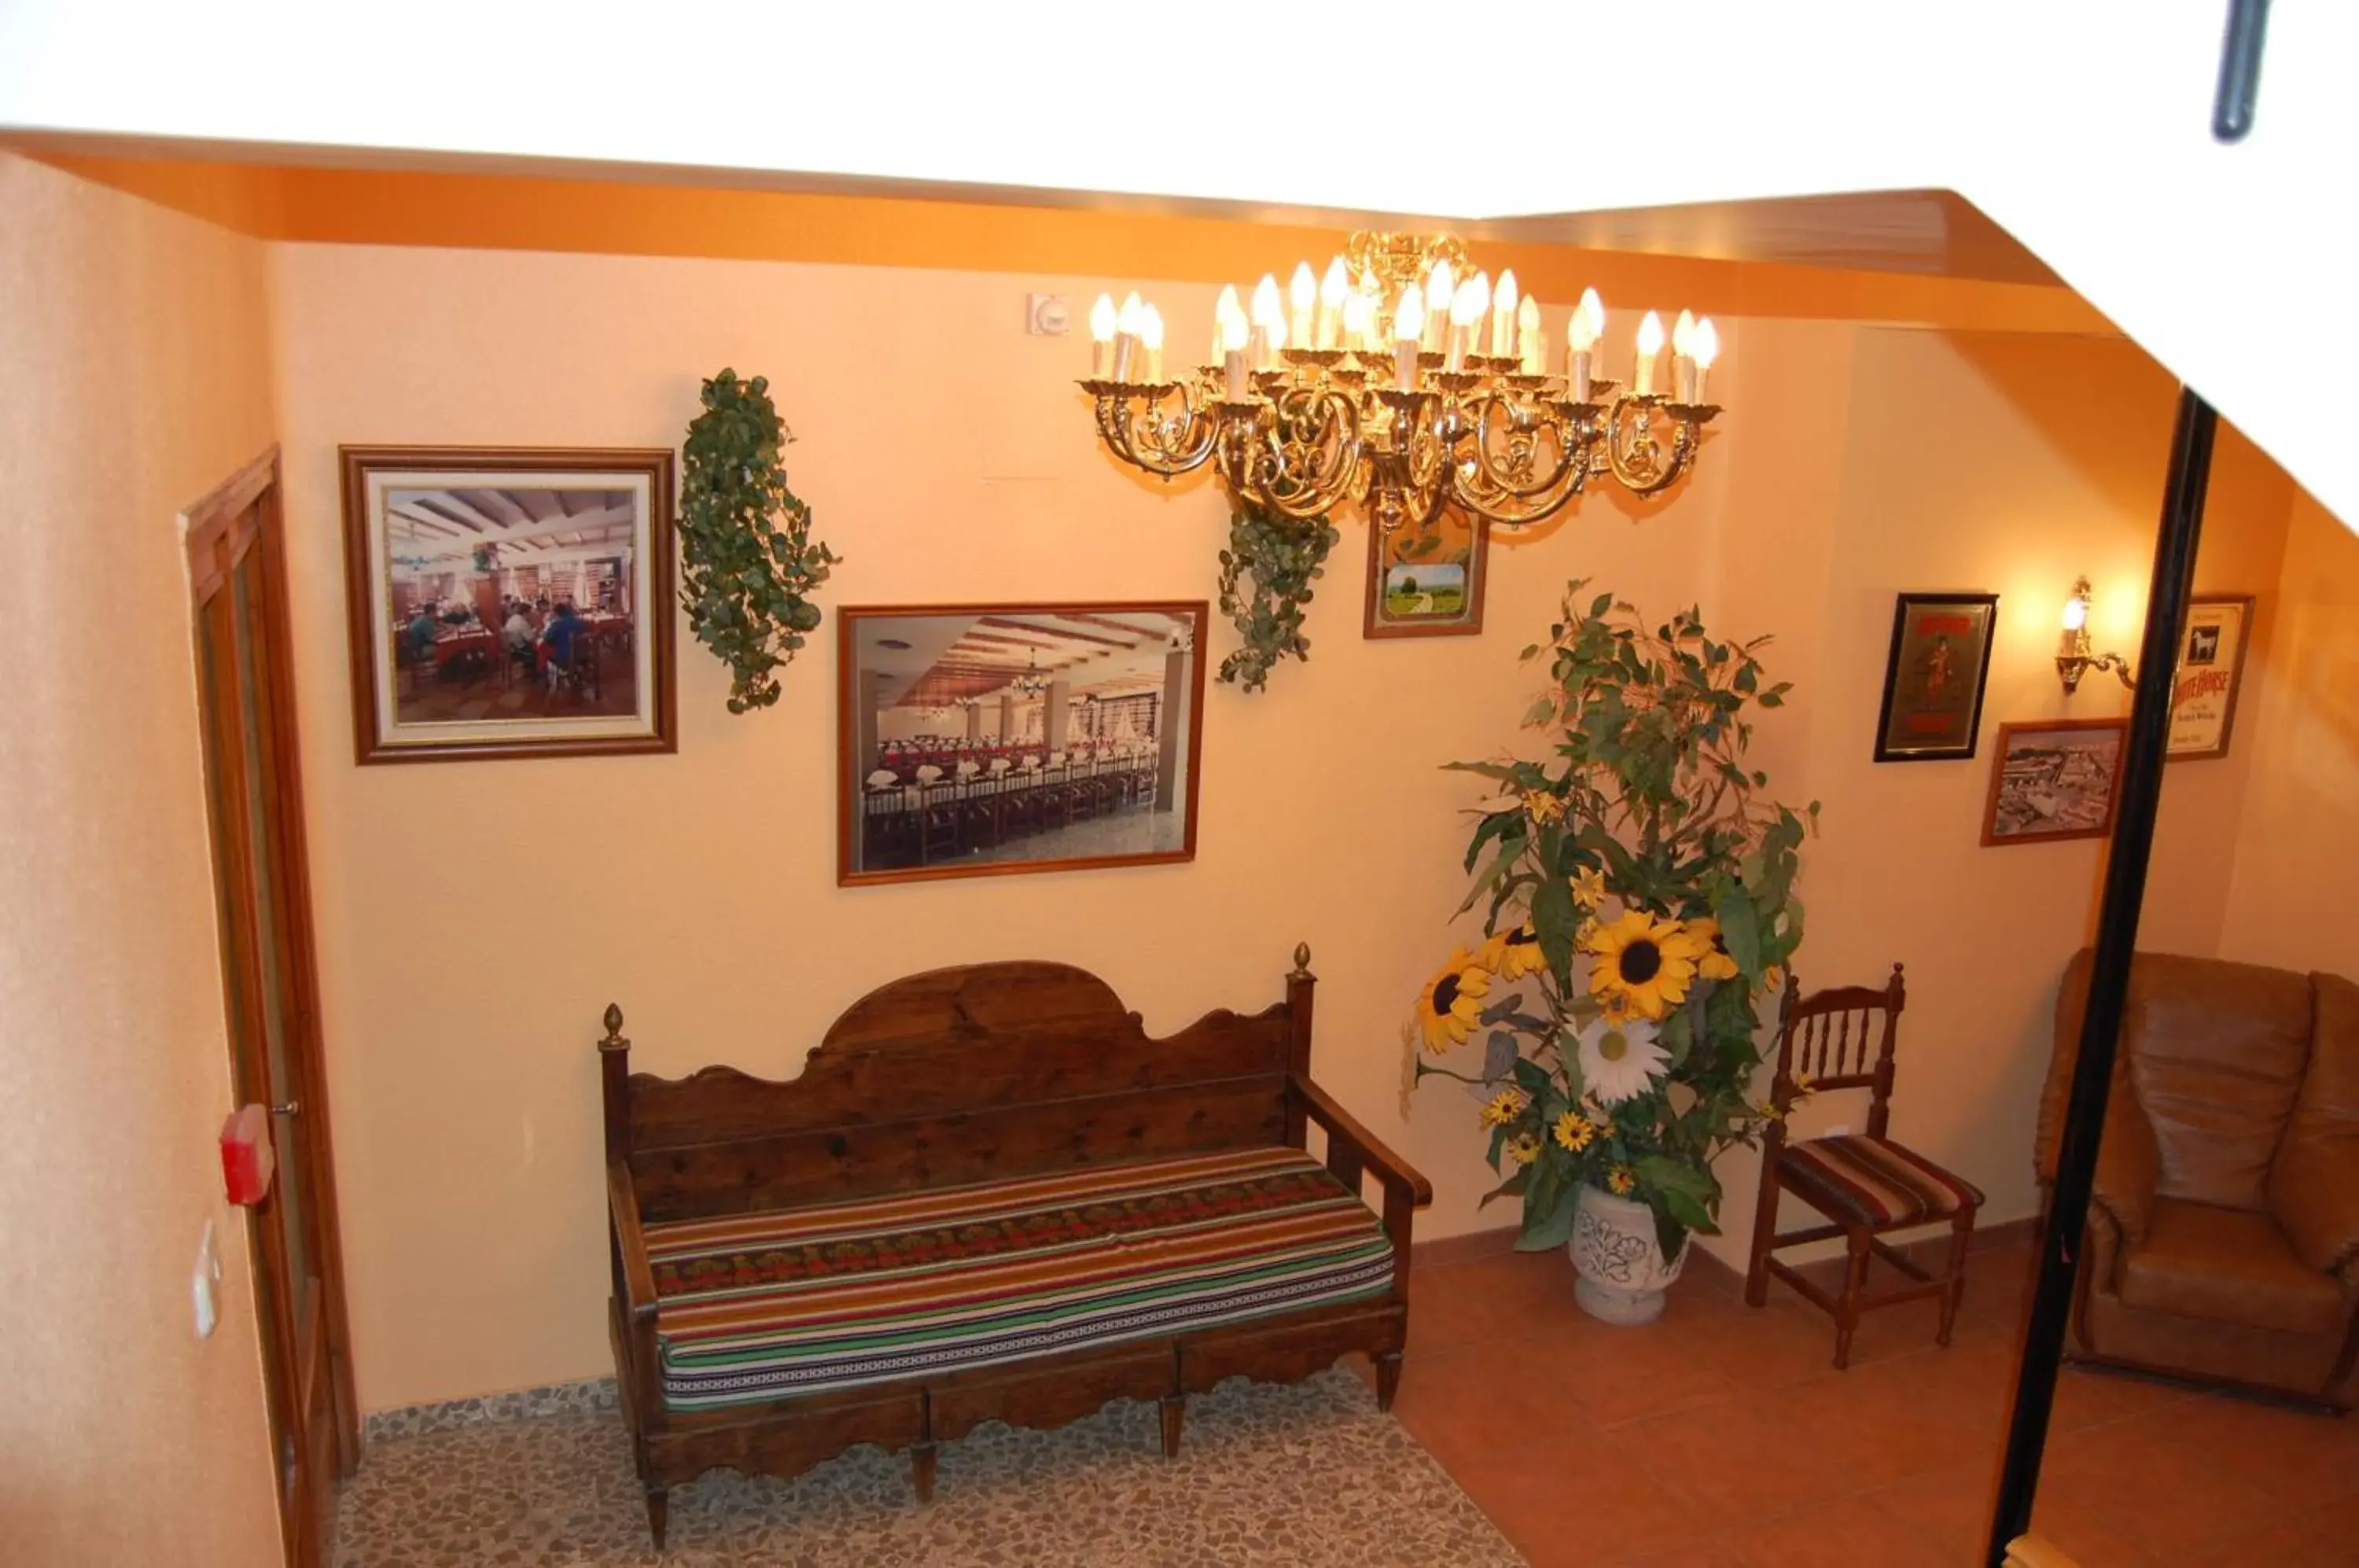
1727;1494;1955;1568
1777;1358;1995;1493
1455;1433;1706;1566
1865;1459;2005;1560
1609;1537;1754;1568
2039;1419;2287;1561
1604;1401;1809;1527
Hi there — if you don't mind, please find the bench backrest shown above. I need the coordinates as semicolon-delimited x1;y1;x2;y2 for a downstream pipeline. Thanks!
602;959;1307;1222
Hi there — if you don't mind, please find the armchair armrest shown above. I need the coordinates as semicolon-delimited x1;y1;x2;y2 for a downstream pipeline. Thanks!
1289;1073;1433;1208
2089;1088;2159;1254
2272;1135;2359;1277
607;1161;659;1323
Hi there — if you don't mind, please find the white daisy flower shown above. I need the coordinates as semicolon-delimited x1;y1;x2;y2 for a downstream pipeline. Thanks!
1573;1015;1669;1105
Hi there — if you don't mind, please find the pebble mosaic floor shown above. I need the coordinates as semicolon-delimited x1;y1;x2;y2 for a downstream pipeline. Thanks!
333;1367;1525;1568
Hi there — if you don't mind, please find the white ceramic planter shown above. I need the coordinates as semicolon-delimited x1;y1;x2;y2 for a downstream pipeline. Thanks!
1567;1185;1691;1325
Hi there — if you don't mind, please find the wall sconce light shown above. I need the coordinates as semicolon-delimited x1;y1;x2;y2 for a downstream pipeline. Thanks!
2056;576;2134;694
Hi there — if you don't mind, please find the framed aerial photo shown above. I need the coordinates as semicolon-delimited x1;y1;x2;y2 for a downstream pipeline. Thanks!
1872;591;2000;762
837;602;1208;887
339;447;675;764
2166;593;2255;761
1364;507;1489;639
1980;718;2128;847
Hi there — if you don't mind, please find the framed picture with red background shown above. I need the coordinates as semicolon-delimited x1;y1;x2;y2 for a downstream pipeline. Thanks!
1872;591;2000;763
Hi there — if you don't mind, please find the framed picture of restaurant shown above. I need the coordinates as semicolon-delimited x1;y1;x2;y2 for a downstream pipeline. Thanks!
837;602;1207;886
1871;591;2000;762
2166;593;2255;761
1364;507;1489;639
1979;717;2128;847
338;446;675;764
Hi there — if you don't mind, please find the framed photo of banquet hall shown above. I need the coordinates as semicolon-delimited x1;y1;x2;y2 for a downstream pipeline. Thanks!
339;446;675;764
837;602;1207;886
1364;508;1489;639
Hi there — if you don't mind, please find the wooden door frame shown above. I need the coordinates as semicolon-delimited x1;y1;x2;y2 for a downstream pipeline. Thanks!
186;447;362;1511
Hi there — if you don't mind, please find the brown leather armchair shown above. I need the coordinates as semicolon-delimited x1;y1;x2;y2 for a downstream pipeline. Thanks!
2037;949;2359;1408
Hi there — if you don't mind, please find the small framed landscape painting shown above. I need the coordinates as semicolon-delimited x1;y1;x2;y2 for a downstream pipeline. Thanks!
837;602;1208;887
339;446;675;764
1364;507;1489;639
2166;593;2255;761
1981;718;2128;847
1872;591;1999;762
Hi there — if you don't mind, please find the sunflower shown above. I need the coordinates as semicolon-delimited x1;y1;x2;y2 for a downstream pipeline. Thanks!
1584;910;1706;1021
1569;866;1607;909
1481;921;1548;981
1415;948;1492;1053
1480;1088;1529;1128
1750;1097;1786;1122
1506;1132;1541;1167
1523;790;1565;825
1685;915;1742;982
1606;1164;1637;1196
1573;1014;1670;1105
1552;1110;1595;1153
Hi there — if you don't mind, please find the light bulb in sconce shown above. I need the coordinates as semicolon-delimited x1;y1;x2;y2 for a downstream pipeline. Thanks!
1317;256;1349;349
1390;286;1425;393
1288;261;1317;352
1110;292;1144;381
1424;257;1454;350
2055;574;2133;694
1491;268;1518;358
1571;288;1605;350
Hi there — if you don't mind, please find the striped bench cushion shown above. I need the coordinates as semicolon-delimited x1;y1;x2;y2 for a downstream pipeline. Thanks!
644;1147;1395;1412
1779;1134;1984;1230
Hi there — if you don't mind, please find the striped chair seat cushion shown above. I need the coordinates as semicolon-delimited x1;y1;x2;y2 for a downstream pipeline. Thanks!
1778;1134;1985;1230
643;1147;1395;1413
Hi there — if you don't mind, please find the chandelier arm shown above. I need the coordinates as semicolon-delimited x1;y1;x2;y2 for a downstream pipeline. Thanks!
1600;396;1719;499
1463;392;1583;499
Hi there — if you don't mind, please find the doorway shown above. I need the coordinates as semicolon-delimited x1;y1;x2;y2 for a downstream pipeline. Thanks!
186;447;359;1568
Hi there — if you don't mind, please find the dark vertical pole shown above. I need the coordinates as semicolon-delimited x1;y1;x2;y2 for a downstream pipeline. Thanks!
2213;0;2272;143
1984;388;2217;1566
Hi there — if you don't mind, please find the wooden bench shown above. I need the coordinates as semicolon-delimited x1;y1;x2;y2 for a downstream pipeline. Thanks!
599;944;1430;1547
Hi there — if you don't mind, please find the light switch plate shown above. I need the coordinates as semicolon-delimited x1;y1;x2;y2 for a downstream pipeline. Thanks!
1026;293;1069;336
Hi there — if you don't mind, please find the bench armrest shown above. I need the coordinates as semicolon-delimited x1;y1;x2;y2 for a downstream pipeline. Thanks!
607;1161;659;1323
1290;1073;1433;1208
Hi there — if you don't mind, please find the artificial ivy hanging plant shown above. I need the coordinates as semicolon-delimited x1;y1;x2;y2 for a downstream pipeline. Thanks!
676;369;838;712
1214;502;1341;693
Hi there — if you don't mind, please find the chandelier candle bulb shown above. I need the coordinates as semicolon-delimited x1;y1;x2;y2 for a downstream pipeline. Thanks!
1671;310;1697;402
1393;286;1425;393
1692;318;1719;403
1140;304;1165;384
1111;293;1143;383
1517;296;1544;374
1288;263;1317;355
1634;310;1665;398
1220;305;1251;401
1424;258;1453;352
1317;256;1349;350
1491;270;1518;359
1088;293;1117;378
1249;274;1283;370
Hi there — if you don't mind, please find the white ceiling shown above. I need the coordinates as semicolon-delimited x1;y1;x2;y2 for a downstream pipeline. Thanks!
3;1;2351;528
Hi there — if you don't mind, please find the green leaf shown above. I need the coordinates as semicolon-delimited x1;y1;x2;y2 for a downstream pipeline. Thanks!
1714;889;1763;976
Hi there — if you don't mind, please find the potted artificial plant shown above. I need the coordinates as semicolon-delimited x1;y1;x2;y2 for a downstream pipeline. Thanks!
1413;582;1815;1323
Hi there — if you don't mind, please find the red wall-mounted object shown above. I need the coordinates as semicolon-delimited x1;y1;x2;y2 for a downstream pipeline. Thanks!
220;1103;278;1207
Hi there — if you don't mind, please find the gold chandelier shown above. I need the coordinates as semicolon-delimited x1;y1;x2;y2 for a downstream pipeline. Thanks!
1080;230;1722;535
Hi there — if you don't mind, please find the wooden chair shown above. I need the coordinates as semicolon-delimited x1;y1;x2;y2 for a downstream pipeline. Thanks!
1743;964;1984;1368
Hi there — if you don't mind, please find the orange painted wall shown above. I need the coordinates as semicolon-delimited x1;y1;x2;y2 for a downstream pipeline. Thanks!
2219;488;2359;978
0;153;284;1567
259;232;2298;1407
1700;325;2297;1267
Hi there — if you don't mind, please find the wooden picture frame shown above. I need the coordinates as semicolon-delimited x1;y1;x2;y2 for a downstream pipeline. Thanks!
837;602;1208;886
1872;591;2000;762
2166;593;2256;761
1364;507;1489;639
340;446;676;764
1980;718;2129;847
